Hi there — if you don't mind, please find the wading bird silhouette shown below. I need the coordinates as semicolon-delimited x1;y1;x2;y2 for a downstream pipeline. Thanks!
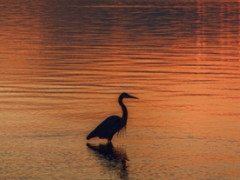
87;92;138;142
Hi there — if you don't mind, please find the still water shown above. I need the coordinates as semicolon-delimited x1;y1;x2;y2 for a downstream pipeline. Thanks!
0;0;240;179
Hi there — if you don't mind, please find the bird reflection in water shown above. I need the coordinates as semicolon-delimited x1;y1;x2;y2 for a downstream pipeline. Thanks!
87;142;129;179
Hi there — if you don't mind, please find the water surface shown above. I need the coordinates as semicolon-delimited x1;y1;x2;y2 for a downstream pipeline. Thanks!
0;0;240;179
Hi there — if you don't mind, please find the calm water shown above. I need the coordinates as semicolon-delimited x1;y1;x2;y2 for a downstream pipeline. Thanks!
0;0;240;179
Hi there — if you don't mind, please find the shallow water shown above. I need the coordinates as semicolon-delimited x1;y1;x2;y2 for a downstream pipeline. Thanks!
0;0;240;179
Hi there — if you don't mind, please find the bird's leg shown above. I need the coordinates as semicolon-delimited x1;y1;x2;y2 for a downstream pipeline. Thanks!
108;137;112;143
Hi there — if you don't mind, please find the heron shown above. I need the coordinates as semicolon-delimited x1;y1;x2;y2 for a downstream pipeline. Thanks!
86;92;138;142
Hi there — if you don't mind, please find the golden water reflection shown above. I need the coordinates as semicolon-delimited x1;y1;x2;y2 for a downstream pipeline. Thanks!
0;0;240;179
87;143;128;179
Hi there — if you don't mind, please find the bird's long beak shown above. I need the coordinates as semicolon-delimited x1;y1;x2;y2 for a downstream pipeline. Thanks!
128;95;138;99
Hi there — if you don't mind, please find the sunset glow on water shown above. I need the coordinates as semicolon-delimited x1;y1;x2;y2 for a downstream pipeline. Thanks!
0;0;240;179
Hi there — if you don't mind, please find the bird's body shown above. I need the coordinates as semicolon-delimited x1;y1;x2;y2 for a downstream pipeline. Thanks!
87;92;138;142
87;115;124;141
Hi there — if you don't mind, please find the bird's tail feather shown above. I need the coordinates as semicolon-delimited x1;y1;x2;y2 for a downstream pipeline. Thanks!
87;131;96;140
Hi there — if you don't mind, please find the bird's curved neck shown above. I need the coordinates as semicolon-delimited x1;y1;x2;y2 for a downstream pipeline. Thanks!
119;97;127;122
